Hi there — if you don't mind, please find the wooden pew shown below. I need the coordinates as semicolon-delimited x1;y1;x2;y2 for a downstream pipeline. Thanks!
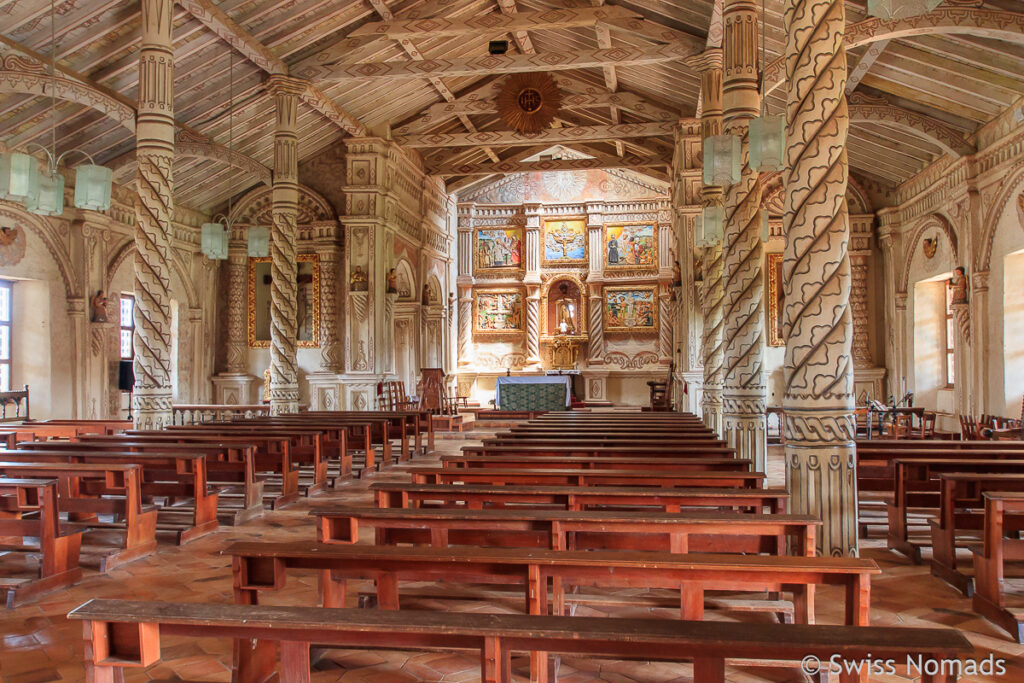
461;444;733;459
441;454;751;472
226;542;880;627
85;432;298;508
237;414;392;473
160;425;329;496
408;467;765;489
972;491;1024;643
887;458;1024;563
855;446;1024;492
302;410;426;460
0;461;154;571
68;599;973;683
26;419;132;435
929;472;1024;595
6;447;218;543
315;507;819;556
0;478;82;607
372;482;788;514
482;436;729;449
31;437;264;524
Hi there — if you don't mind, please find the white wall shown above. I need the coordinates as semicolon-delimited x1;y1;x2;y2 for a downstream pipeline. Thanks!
912;278;947;411
1001;249;1024;418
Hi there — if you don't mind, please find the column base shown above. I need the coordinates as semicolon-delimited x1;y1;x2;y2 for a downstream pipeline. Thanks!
270;383;300;415
582;370;611;406
307;373;346;410
212;373;260;405
133;386;173;430
702;392;724;438
722;412;767;473
786;440;858;557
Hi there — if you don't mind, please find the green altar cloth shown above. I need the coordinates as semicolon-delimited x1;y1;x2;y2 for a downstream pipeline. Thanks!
497;383;569;411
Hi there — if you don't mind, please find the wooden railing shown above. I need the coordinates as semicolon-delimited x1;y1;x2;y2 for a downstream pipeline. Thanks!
171;404;270;425
0;385;29;422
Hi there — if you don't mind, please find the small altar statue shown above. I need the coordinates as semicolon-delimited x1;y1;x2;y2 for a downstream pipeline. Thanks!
672;260;682;287
90;289;109;323
386;268;397;294
555;282;576;335
350;266;368;292
422;284;431;305
949;266;968;304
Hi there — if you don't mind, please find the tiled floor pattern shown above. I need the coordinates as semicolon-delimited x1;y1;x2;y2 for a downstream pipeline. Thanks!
1;437;1022;682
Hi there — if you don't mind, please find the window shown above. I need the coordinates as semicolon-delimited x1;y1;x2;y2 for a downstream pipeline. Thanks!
120;295;135;360
0;281;10;392
944;282;955;388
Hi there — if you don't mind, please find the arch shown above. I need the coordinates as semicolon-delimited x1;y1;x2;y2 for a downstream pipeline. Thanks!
424;273;443;305
105;240;200;309
0;56;135;131
540;272;587;336
978;163;1024;272
899;212;959;294
0;202;78;297
229;184;336;226
764;8;1024;96
392;258;417;301
848;103;974;158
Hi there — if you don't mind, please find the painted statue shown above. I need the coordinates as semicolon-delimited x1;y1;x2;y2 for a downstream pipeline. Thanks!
949;267;968;305
350;266;368;292
90;290;109;323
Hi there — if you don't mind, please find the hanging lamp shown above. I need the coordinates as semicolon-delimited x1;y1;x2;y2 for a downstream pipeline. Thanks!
703;135;741;188
201;49;238;261
698;204;725;248
247;226;270;257
19;0;113;215
749;0;786;173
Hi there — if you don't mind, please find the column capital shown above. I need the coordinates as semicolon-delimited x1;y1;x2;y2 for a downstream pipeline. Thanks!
266;75;309;98
689;48;723;73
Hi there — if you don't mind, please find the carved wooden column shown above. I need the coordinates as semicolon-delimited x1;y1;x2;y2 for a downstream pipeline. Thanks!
877;219;903;397
317;246;342;373
586;204;605;364
524;203;541;366
720;0;766;470
970;270;989;415
267;75;306;415
849;216;886;401
213;237;256;404
456;208;474;367
132;0;175;429
695;49;725;435
782;0;857;557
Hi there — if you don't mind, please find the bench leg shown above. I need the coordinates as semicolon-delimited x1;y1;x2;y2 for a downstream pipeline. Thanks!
680;582;704;620
233;638;277;683
376;573;399;610
320;570;347;608
280;641;312;683
86;664;125;683
482;637;511;683
793;584;815;625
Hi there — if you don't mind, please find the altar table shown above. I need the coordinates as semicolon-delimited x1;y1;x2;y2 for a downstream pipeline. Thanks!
495;376;571;411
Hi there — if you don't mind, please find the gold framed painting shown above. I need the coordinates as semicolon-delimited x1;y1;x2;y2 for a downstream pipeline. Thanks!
603;285;658;333
542;217;587;266
474;227;524;274
604;222;657;271
248;253;320;348
766;252;784;347
473;288;526;338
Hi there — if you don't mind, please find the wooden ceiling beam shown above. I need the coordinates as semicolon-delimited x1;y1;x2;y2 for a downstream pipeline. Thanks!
590;0;623;157
395;120;685;147
429;151;667;176
846;40;889;94
848;98;974;157
496;0;535;55
349;5;637;40
318;41;703;80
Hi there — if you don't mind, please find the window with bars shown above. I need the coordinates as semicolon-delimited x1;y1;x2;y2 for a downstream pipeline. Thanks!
120;295;135;360
0;281;10;392
945;283;955;388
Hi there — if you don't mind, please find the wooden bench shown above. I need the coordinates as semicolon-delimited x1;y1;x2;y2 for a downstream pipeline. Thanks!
314;507;820;556
26;419;132;435
462;444;734;459
6;446;218;543
238;414;393;473
441;454;751;472
887;458;1024;563
372;482;788;514
226;542;880;627
68;599;973;683
857;445;1024;492
408;466;765;489
0;461;154;571
0;478;82;607
972;491;1024;643
929;472;1024;595
34;437;264;524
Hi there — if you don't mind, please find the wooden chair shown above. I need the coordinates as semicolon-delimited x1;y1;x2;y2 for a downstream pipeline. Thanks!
377;381;418;411
0;384;29;422
958;414;982;440
646;362;673;411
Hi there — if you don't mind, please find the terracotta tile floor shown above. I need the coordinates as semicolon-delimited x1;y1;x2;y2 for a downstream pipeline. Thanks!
1;438;1022;682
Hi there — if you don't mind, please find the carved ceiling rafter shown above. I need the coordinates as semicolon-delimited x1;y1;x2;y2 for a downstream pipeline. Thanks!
848;96;974;158
398;121;695;148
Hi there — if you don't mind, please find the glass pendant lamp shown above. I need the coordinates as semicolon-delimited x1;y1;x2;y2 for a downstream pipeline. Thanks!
247;226;270;257
0;153;40;205
749;0;786;174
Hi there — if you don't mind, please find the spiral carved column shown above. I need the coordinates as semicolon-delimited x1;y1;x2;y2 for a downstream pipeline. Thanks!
720;0;766;471
318;248;342;372
268;76;306;415
695;49;724;435
458;289;472;364
225;244;249;374
526;287;541;364
588;289;604;362
132;0;175;429
782;0;857;557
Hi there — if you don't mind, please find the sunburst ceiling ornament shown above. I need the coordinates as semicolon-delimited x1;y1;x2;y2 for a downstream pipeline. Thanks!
496;73;562;135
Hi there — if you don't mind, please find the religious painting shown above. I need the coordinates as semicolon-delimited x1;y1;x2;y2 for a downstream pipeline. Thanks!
603;285;658;333
248;254;320;348
766;252;784;347
474;228;524;274
604;222;657;270
473;289;525;337
542;217;587;265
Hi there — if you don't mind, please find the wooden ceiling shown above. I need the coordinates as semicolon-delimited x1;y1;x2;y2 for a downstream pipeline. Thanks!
0;0;1022;213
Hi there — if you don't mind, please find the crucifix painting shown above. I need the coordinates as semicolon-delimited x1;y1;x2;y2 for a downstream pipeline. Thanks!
248;253;320;348
542;218;587;265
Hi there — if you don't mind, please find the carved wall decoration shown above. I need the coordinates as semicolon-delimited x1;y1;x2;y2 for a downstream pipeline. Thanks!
248;253;320;348
603;351;660;369
496;72;562;134
229;184;336;226
473;288;526;339
923;237;937;259
542;170;587;202
765;252;784;347
0;225;26;267
474;227;524;275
